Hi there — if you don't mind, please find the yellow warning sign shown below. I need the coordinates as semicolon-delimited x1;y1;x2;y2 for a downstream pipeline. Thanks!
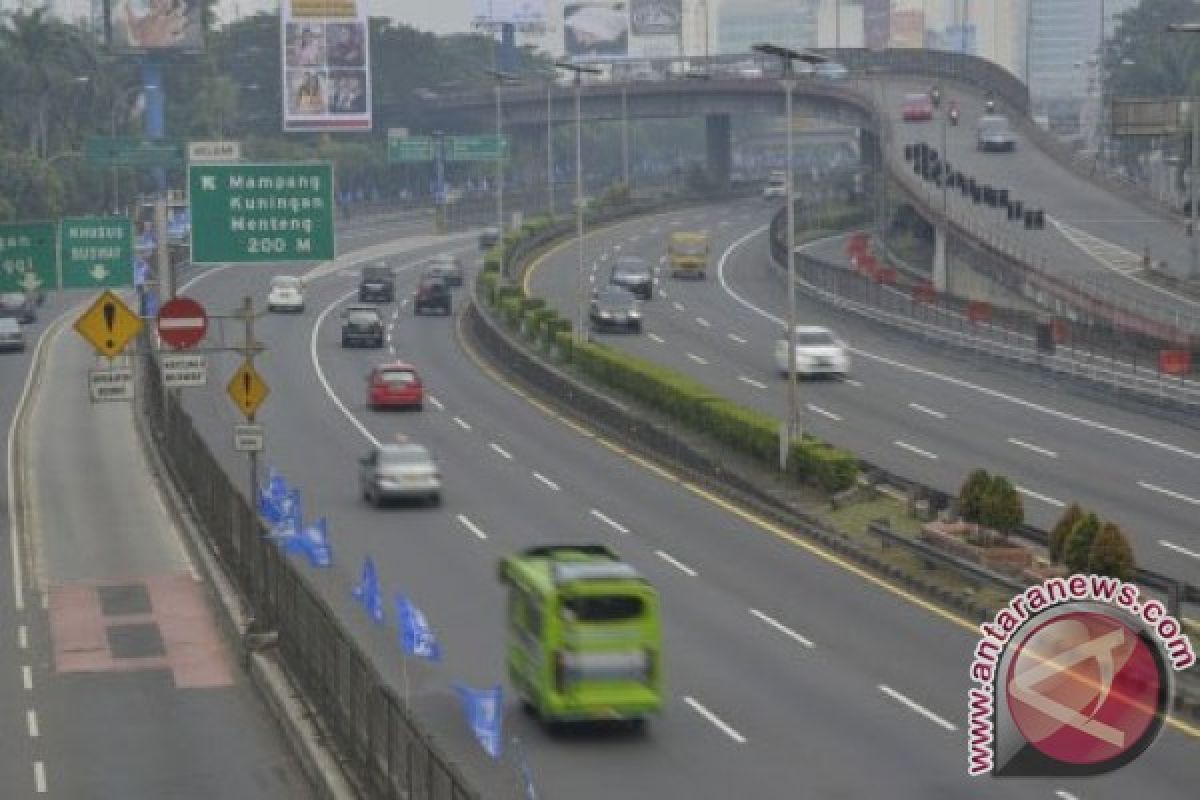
73;290;142;358
226;359;269;419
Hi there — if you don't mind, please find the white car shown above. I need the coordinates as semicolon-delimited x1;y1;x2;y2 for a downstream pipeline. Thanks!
774;326;850;378
762;171;787;199
267;275;306;312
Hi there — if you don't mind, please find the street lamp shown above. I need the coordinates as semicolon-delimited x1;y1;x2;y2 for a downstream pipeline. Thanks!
545;77;556;217
752;43;827;461
1167;22;1200;280
485;69;520;242
554;61;602;340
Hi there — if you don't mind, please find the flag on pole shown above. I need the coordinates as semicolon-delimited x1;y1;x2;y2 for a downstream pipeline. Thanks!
301;517;333;568
512;736;538;800
266;489;305;555
454;684;503;759
257;469;290;525
352;556;385;624
395;594;441;662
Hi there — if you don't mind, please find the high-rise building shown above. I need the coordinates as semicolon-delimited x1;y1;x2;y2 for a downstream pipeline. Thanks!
863;0;890;50
717;0;820;55
1023;0;1137;103
817;0;864;49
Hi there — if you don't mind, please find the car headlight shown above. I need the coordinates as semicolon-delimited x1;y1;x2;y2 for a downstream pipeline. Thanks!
598;310;613;318
628;309;642;318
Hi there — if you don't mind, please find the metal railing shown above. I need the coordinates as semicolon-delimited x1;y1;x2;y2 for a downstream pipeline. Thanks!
138;351;478;800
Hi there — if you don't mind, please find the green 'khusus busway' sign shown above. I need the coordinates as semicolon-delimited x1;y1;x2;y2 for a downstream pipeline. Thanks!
188;163;335;264
0;222;57;292
60;216;133;288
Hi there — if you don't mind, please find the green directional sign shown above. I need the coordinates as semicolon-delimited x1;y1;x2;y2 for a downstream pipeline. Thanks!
0;222;57;292
189;163;335;264
387;135;434;163
85;136;185;168
446;134;508;162
60;216;133;288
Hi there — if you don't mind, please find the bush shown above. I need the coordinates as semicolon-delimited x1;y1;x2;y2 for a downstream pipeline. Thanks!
499;296;522;328
477;271;499;306
1087;522;1135;580
979;475;1023;538
1063;512;1101;574
789;439;859;493
957;468;991;523
1048;503;1084;564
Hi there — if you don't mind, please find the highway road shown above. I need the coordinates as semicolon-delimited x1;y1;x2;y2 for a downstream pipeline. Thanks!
528;200;1200;583
173;213;1200;798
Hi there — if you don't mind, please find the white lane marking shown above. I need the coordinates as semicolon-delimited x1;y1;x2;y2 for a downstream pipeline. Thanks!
647;332;665;343
1055;791;1080;800
894;441;939;460
427;396;444;411
659;289;669;299
908;403;946;420
388;344;396;356
1008;438;1059;459
806;404;843;422
456;514;488;541
589;509;630;534
686;353;709;365
18;625;27;650
672;301;685;311
715;226;1200;463
34;762;45;793
453;417;472;430
844;378;864;388
749;609;815;649
683;696;747;744
656;550;698;577
728;333;747;344
588;274;596;284
1159;539;1200;560
1138;481;1200;506
26;709;38;738
400;297;411;308
489;442;514;460
878;685;957;732
1016;486;1065;508
311;288;383;448
738;376;768;390
696;317;711;328
532;472;561;491
22;665;32;691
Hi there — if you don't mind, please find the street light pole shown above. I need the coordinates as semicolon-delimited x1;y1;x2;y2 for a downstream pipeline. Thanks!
555;61;602;339
547;81;556;217
1166;22;1200;279
621;85;630;188
496;83;505;235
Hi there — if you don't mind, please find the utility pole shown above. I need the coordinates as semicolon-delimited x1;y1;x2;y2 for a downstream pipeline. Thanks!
232;295;267;505
555;61;602;338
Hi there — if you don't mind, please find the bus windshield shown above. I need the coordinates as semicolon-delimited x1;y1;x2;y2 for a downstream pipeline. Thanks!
562;594;644;622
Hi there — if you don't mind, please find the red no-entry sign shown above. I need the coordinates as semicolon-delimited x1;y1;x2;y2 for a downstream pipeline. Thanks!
157;296;208;350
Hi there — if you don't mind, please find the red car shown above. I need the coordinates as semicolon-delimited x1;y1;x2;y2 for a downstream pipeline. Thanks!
367;363;425;410
901;92;934;121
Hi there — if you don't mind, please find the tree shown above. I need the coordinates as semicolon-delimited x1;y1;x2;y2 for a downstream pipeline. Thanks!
1048;503;1085;563
1088;522;1136;580
1105;0;1200;98
957;468;991;523
979;475;1023;539
1064;512;1102;574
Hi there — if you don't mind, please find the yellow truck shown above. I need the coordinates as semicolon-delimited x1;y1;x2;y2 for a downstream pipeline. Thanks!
667;231;709;279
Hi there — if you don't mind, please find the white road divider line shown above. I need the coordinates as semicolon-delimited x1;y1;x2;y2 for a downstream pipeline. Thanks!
22;665;32;691
18;625;27;650
532;472;561;491
1055;790;1080;800
489;442;514;460
806;404;843;422
456;515;488;541
589;509;630;534
672;301;685;312
738;376;768;390
647;333;665;343
728;333;747;344
34;762;45;794
845;378;864;388
311;288;383;448
26;709;38;738
749;609;814;649
1159;539;1200;560
878;685;957;732
453;417;472;430
1138;481;1200;505
656;550;698;576
1008;438;1058;459
1016;486;1065;508
908;403;946;420
684;696;747;743
427;396;444;411
894;440;938;460
686;353;708;365
696;317;711;328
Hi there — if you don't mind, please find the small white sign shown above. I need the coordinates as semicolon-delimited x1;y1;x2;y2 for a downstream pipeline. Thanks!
188;140;241;162
162;353;208;388
89;367;134;402
234;424;264;452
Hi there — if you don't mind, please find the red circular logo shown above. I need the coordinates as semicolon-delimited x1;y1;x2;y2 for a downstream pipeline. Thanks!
1006;611;1163;767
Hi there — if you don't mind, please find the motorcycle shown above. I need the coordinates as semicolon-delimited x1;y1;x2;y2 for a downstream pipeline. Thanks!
948;105;960;125
984;98;996;114
930;87;942;108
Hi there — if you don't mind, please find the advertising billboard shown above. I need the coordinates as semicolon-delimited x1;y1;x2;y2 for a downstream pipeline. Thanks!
106;0;205;53
281;0;372;132
565;2;629;58
471;0;546;26
630;0;680;36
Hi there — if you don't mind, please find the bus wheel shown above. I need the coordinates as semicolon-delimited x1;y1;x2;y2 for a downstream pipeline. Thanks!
627;718;647;735
520;699;536;717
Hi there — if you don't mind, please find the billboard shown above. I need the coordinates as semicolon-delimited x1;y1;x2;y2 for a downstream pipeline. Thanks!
106;0;205;52
471;0;546;26
630;0;680;36
281;0;372;132
565;2;629;58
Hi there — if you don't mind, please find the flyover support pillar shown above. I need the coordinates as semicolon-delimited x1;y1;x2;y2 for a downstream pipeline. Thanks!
932;222;948;292
705;114;732;191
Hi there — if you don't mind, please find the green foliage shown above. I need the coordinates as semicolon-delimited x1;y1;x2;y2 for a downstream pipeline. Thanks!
957;468;992;523
477;271;499;305
1048;503;1085;564
499;296;522;327
1105;0;1200;98
1087;522;1136;580
1063;513;1102;574
789;440;859;493
593;182;632;211
979;475;1023;537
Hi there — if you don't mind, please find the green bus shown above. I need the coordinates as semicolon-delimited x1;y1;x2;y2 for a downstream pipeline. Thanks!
497;544;664;727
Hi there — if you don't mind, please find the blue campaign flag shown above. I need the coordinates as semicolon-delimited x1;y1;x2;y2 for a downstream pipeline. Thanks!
454;684;503;759
133;257;150;288
395;594;441;662
266;489;303;545
301;517;333;568
141;289;158;319
257;469;290;525
352;556;385;624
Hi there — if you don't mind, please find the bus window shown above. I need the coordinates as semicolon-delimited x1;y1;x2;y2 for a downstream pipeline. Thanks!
562;594;644;622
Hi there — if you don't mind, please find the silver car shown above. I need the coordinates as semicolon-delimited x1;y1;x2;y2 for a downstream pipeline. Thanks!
976;115;1016;152
426;253;464;287
0;318;25;353
359;443;442;507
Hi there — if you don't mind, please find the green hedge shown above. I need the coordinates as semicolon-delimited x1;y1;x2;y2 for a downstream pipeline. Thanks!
478;271;499;305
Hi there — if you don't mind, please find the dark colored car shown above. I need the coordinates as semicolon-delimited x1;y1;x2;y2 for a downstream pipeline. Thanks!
589;287;642;333
427;253;464;287
414;275;452;316
340;306;385;348
479;227;500;251
0;292;36;324
609;257;654;300
359;264;395;303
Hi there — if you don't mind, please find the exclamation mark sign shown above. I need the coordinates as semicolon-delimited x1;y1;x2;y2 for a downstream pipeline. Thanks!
102;300;116;350
244;371;252;409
